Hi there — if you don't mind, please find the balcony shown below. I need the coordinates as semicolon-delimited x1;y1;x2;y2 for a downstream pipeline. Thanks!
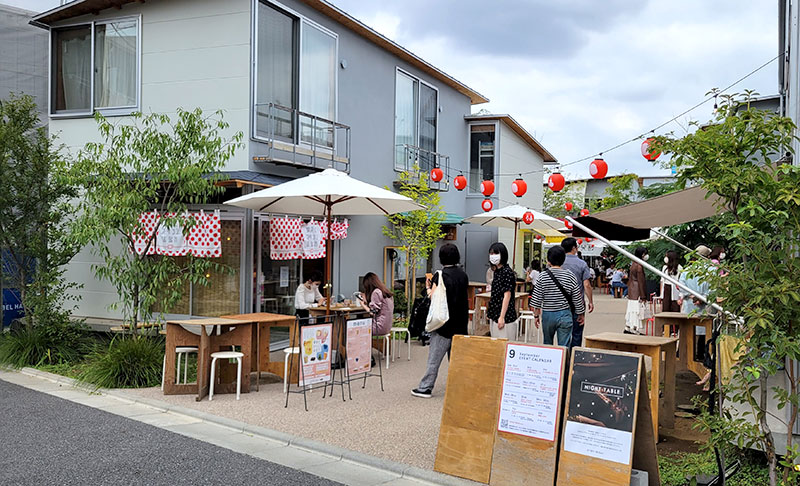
253;103;350;172
395;144;451;191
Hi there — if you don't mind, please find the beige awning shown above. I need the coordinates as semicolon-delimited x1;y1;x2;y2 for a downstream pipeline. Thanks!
574;185;725;240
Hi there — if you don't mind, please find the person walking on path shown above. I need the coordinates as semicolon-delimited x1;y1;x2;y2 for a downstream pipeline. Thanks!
487;242;518;340
530;246;585;347
660;250;683;313
560;238;594;347
625;247;649;334
411;243;468;398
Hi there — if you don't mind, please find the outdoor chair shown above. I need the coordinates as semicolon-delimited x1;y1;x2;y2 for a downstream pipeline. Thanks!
209;350;244;401
373;333;391;369
161;346;198;391
390;326;411;362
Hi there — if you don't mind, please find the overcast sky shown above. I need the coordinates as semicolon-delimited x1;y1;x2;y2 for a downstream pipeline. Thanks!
5;0;779;180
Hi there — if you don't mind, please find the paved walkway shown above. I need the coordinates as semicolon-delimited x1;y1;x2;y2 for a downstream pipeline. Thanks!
0;369;473;486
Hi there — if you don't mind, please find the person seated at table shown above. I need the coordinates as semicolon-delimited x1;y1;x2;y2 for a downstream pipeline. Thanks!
611;267;628;297
358;272;394;336
295;271;325;318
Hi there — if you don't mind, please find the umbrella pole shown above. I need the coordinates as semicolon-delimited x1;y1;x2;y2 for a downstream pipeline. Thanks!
512;221;518;270
326;204;332;314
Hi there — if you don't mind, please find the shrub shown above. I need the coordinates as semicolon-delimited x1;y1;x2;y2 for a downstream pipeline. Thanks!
659;449;769;486
79;335;164;389
0;322;91;368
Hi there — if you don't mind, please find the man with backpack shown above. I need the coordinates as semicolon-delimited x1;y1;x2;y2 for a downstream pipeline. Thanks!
560;237;594;347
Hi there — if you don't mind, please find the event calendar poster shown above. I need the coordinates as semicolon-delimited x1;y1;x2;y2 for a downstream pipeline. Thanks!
563;350;639;464
346;318;372;375
497;343;565;441
299;323;332;386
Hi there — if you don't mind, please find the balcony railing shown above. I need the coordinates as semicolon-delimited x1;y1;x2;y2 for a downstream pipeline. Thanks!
253;103;350;172
395;144;451;191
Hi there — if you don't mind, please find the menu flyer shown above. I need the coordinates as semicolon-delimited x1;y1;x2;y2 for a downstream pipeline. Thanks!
346;318;372;375
299;323;332;386
562;350;639;465
497;343;565;441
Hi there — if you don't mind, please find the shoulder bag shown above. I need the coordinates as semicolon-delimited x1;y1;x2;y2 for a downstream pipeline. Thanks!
545;268;576;314
426;270;450;332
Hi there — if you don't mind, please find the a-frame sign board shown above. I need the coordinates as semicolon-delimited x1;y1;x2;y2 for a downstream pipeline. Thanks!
434;335;507;483
490;342;567;486
557;347;659;486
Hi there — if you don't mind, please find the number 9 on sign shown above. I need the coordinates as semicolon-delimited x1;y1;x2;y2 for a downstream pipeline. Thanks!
508;349;515;359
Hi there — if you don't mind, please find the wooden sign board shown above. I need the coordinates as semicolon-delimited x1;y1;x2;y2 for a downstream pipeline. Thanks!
490;343;567;486
557;348;659;486
434;335;507;483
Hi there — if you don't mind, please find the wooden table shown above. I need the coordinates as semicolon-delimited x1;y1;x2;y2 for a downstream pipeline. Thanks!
583;332;678;442
472;291;528;336
164;317;255;401
467;282;487;310
654;311;713;380
222;312;296;389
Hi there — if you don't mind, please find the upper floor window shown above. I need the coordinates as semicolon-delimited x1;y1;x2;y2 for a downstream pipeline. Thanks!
254;1;337;148
394;70;438;171
51;18;140;116
469;124;495;192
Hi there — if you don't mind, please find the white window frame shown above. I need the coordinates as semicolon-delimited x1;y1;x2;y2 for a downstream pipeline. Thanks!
393;67;439;171
48;15;141;118
250;0;339;145
467;121;499;195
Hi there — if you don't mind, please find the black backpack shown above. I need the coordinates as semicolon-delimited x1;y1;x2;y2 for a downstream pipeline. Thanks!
408;296;431;345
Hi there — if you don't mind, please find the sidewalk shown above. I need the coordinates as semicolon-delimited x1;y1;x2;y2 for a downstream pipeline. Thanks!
0;368;477;486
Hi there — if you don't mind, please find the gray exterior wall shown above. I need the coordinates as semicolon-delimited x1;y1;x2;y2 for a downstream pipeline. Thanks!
0;4;48;117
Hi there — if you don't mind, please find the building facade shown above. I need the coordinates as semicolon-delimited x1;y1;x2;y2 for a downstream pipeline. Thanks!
32;0;555;321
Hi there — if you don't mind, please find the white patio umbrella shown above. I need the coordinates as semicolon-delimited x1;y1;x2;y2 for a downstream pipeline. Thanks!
465;204;566;267
224;168;425;311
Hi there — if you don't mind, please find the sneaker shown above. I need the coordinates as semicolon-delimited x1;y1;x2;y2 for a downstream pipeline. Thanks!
411;388;432;398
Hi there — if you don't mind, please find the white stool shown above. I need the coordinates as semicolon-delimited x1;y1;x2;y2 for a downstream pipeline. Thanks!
161;346;198;390
374;334;391;369
283;347;299;394
209;351;244;401
390;327;411;362
518;313;536;343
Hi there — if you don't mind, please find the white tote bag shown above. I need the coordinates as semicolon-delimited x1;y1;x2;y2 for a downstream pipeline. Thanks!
426;270;450;332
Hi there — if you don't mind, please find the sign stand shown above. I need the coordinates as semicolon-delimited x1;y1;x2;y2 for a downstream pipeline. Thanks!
285;315;338;411
324;312;384;400
490;342;567;485
557;347;659;486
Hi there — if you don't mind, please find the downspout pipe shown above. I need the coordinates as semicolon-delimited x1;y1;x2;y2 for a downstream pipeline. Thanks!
566;216;725;314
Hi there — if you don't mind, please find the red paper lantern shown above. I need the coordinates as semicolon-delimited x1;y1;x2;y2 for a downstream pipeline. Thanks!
586;237;593;242
590;244;595;248
522;211;535;225
511;178;528;197
589;157;608;179
564;219;573;230
481;198;493;212
453;174;467;191
565;202;573;211
577;239;584;244
548;173;565;192
641;137;661;161
580;208;590;217
534;234;540;240
430;167;443;182
480;180;495;197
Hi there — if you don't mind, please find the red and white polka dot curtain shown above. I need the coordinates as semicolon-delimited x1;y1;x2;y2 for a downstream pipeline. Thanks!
132;210;221;257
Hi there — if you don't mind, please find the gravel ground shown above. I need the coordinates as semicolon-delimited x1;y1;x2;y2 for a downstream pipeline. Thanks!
0;380;342;486
134;291;628;470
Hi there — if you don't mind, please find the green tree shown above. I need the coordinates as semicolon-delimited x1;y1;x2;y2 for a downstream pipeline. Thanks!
655;91;799;486
62;109;243;334
0;93;78;329
596;173;638;211
382;167;444;318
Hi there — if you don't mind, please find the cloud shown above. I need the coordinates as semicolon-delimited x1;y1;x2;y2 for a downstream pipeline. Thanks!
331;0;779;179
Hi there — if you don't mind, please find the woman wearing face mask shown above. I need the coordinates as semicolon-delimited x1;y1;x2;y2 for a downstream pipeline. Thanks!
660;250;682;313
295;271;325;318
625;246;649;334
486;242;518;340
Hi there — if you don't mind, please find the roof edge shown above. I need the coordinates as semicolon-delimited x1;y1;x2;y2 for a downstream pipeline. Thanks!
465;113;558;163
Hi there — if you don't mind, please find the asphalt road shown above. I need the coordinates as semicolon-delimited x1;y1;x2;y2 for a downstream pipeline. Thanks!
0;379;342;486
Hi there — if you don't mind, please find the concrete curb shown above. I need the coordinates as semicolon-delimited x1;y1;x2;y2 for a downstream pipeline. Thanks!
15;367;478;486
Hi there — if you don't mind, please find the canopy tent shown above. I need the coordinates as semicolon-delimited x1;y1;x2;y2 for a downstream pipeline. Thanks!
225;168;424;311
573;185;724;241
465;204;565;267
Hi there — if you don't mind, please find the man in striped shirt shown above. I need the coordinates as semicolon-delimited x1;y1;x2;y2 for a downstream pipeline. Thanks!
530;246;586;347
